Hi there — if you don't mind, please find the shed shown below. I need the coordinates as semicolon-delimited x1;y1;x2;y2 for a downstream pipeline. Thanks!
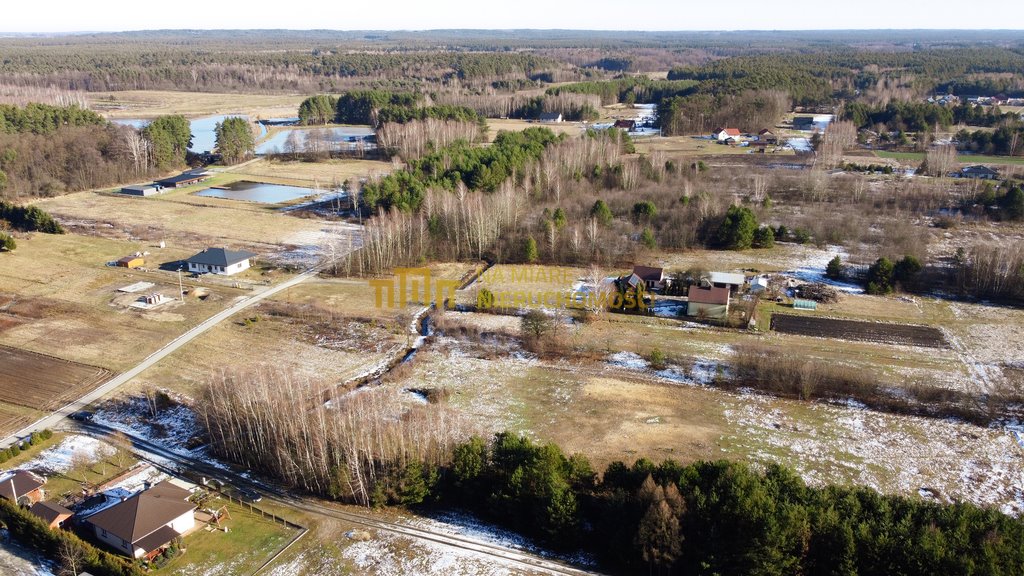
708;272;745;292
117;256;144;269
687;285;730;320
30;500;74;529
614;119;636;130
156;172;209;189
120;184;158;197
793;299;818;311
631;265;665;290
0;470;45;505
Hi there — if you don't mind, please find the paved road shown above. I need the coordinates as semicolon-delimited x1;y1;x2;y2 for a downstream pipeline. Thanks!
0;266;322;448
75;421;597;576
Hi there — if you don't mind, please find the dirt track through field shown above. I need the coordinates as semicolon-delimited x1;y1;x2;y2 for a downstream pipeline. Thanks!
770;314;948;348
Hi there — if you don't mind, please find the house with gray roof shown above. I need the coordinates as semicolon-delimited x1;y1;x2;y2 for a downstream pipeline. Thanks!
184;247;257;276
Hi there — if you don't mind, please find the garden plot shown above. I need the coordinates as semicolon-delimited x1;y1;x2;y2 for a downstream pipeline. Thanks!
770;314;948;348
0;345;112;412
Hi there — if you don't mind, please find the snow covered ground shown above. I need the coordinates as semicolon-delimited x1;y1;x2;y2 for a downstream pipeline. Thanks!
0;535;55;576
723;392;1024;515
783;244;864;293
16;435;114;474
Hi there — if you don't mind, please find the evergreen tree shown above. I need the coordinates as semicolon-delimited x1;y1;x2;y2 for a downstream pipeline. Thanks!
214;117;255;165
825;255;844;280
143;115;191;169
590;200;613;225
753;226;775;249
640;227;656;249
632;201;657;223
1001;186;1024;221
716;205;758;249
524;236;538;263
866;257;896;294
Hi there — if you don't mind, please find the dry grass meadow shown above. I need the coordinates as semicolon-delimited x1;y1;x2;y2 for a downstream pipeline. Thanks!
92;90;307;120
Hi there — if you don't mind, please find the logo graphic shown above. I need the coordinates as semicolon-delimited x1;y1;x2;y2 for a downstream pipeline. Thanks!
369;267;460;308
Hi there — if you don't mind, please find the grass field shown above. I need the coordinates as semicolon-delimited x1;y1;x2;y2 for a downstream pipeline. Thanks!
0;233;244;372
92;90;306;120
875;150;1024;166
227;157;395;186
634;135;796;157
33;183;358;257
159;498;299;576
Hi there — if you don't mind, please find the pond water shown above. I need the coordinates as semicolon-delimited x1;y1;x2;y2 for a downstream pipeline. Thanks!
195;181;320;204
256;126;376;155
112;115;267;153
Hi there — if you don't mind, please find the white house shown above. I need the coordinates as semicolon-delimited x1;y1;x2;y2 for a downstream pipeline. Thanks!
185;247;256;276
714;128;742;141
86;481;195;560
538;112;563;123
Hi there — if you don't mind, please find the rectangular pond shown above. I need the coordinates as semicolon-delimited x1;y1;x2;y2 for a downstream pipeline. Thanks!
195;181;320;204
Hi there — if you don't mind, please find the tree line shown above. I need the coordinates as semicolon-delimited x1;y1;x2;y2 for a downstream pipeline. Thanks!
0;104;196;198
195;374;1024;576
0;498;143;576
0;200;65;233
361;127;563;211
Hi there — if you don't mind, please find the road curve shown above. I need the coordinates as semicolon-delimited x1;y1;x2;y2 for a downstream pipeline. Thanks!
1;266;322;448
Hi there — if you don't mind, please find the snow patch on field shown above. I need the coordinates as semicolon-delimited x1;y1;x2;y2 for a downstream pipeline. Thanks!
18;435;114;474
723;393;1024;515
784;245;864;293
92;396;210;466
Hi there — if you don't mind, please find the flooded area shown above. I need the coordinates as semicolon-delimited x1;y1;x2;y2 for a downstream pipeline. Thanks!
256;126;376;155
113;114;267;153
195;181;320;204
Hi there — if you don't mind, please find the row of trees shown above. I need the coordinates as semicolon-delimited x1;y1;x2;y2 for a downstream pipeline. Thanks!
197;385;1024;576
196;371;476;506
0;103;104;134
0;200;65;233
362;127;563;211
0;498;142;576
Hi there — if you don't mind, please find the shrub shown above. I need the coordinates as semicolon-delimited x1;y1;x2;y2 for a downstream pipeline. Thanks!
752;226;775;248
632;201;657;223
716;205;758;250
0;232;15;252
825;255;844;280
590;199;613;225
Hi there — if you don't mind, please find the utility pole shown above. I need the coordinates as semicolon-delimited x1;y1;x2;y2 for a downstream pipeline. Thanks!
178;266;184;301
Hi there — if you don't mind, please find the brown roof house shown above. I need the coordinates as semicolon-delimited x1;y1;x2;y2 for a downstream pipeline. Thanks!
30;500;74;529
687;285;730;320
86;481;195;560
0;470;46;505
631;265;666;291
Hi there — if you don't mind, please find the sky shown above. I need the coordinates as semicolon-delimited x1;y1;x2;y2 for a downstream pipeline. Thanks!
4;0;1024;33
